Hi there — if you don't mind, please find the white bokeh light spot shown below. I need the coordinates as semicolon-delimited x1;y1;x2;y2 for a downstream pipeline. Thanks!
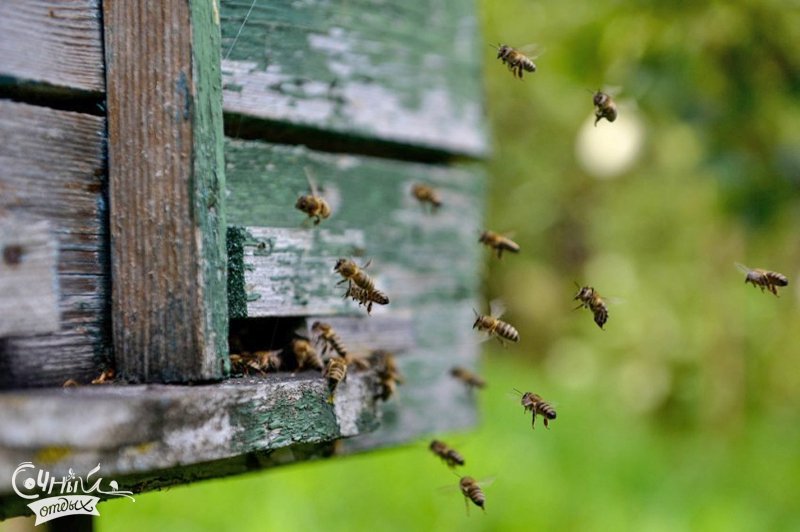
575;103;645;179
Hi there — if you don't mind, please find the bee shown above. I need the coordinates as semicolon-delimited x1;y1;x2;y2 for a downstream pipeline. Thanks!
369;350;404;401
517;389;557;429
311;321;348;359
334;258;376;293
230;350;282;375
323;357;348;404
479;230;520;259
295;167;331;225
459;476;486;512
736;263;789;297
91;368;115;384
344;284;390;314
494;44;536;79
450;366;486;390
411;183;442;211
573;284;609;329
290;338;323;371
62;379;80;388
473;300;519;345
429;439;465;468
592;90;617;126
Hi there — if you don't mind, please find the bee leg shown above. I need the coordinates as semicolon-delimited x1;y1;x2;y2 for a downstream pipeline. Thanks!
531;414;536;430
314;216;321;225
464;496;470;516
543;418;550;430
496;248;503;259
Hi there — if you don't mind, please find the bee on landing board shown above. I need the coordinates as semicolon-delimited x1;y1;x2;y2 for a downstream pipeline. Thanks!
473;300;520;345
736;263;789;297
230;350;282;375
323;357;347;404
516;389;557;429
311;321;348;359
573;284;609;329
493;44;537;79
479;230;520;259
411;183;442;211
592;90;618;126
290;338;323;371
429;439;465;468
295;167;331;225
91;368;115;384
459;476;487;513
450;366;487;390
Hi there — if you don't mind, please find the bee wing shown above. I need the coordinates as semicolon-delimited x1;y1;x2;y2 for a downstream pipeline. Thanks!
303;166;321;196
489;298;506;319
604;296;625;306
735;262;752;275
603;85;623;96
476;476;496;488
517;44;544;59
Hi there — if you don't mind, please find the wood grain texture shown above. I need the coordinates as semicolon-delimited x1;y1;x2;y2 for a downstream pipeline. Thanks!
0;216;60;337
225;140;485;317
0;101;108;389
103;0;228;383
0;0;104;92
0;373;380;519
220;0;487;156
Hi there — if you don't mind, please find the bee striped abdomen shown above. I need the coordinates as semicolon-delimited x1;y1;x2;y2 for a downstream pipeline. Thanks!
459;477;485;510
429;440;465;468
494;320;520;343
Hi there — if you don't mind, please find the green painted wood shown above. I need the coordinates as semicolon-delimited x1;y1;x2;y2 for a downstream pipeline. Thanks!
0;100;108;389
103;0;228;382
225;140;485;316
219;0;487;156
0;373;380;519
0;0;104;93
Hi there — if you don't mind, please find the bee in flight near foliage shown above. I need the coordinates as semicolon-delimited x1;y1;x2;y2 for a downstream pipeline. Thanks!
493;43;537;79
592;90;618;126
573;284;609;329
473;300;520;345
736;263;789;297
516;389;557;429
459;476;487;513
479;230;520;259
450;366;487;390
429;439;466;468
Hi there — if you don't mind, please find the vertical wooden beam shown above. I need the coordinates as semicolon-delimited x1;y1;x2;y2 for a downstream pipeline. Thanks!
103;0;227;382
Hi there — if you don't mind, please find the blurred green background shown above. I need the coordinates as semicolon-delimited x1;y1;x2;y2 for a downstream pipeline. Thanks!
43;0;800;530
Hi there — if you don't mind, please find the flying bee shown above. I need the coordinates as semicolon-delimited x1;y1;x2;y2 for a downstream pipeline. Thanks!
736;263;789;297
450;366;487;390
91;368;115;384
516;389;557;429
473;300;520;345
344;284;390;314
290;338;323;371
369;350;404;401
323;357;348;404
334;258;376;292
411;183;442;211
429;439;465;468
459;476;486;513
592;90;617;126
479;230;520;259
295;167;331;225
573;284;609;329
493;43;537;79
311;321;349;359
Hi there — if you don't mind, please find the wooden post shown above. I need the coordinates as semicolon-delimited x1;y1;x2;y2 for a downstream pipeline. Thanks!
103;0;228;382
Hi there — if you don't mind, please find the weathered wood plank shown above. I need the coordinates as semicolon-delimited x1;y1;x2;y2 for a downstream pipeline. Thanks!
225;141;485;317
0;217;60;337
220;0;487;156
0;101;107;389
0;373;380;519
103;0;228;383
0;0;104;93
